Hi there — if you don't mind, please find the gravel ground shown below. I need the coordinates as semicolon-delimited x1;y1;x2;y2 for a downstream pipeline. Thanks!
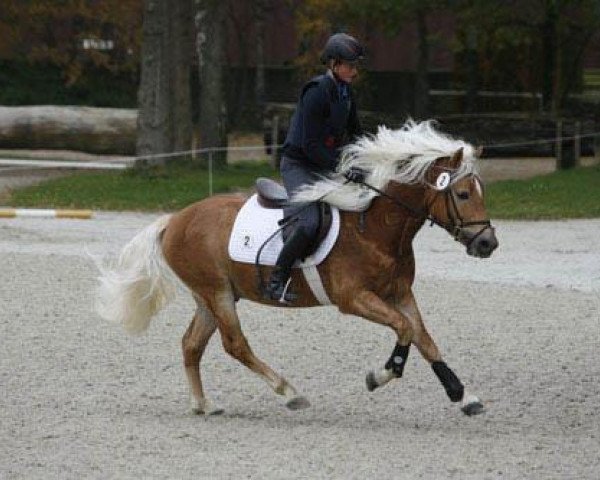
1;212;599;480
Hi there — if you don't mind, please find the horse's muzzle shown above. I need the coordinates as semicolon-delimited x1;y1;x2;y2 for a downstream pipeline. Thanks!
464;226;498;258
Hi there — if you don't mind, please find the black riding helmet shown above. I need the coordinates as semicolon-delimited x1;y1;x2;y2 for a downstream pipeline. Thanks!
321;33;364;64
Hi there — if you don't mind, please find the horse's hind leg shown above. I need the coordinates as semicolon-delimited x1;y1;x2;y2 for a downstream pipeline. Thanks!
182;296;223;415
211;290;310;410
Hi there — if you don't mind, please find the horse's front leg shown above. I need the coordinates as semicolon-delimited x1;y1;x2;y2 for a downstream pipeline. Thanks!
367;291;484;416
344;289;414;388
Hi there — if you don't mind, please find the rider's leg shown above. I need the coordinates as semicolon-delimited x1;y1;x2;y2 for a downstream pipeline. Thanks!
268;157;320;302
267;224;313;302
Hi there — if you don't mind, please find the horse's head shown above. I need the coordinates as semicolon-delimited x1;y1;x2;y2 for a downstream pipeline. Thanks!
424;148;498;258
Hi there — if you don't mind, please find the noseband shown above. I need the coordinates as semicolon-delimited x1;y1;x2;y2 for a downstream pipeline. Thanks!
359;173;493;248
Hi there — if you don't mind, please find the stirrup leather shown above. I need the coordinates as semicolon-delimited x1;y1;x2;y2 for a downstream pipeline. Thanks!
267;275;297;303
278;277;296;303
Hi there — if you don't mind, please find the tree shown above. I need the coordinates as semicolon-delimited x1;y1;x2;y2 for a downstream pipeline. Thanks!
253;0;273;126
196;0;228;167
454;0;600;113
0;0;141;86
414;4;432;119
137;0;193;165
225;0;275;129
542;0;600;112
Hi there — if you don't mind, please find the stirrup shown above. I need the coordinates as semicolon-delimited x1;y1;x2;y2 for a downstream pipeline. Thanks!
267;277;298;304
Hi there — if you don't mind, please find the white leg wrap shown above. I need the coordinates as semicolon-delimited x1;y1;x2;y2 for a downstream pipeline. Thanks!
373;369;396;387
460;390;484;415
461;391;480;407
281;383;298;400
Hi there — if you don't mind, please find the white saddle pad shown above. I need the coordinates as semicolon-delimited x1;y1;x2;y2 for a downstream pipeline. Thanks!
228;194;340;267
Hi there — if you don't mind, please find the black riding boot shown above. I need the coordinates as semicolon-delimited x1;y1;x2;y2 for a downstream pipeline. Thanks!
266;227;313;303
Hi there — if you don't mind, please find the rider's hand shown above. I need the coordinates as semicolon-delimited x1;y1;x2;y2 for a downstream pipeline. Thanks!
344;166;366;183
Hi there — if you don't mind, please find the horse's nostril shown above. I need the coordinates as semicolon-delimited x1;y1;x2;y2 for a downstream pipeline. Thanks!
474;233;498;256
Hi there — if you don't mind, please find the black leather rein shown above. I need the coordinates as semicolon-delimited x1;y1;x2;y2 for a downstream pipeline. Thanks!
358;176;493;248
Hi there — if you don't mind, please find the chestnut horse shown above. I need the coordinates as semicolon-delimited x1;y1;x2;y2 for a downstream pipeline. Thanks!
95;121;498;417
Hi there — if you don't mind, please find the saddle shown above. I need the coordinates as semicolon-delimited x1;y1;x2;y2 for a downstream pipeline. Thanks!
255;177;333;256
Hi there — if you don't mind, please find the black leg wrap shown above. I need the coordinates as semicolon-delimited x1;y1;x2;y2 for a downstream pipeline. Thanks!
384;343;410;378
432;361;464;402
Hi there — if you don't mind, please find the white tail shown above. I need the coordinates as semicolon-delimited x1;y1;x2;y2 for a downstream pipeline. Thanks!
94;214;178;334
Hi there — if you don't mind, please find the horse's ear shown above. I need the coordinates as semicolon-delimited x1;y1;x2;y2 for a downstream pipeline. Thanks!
449;147;463;168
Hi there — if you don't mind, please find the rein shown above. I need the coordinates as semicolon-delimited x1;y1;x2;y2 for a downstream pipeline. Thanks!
358;177;492;247
253;174;492;295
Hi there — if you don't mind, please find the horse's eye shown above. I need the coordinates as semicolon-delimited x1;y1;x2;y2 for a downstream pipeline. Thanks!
457;191;469;200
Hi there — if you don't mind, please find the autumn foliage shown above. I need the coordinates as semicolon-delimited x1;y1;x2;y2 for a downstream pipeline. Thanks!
0;1;142;86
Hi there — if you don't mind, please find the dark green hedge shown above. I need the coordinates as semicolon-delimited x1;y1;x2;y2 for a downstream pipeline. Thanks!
0;60;138;108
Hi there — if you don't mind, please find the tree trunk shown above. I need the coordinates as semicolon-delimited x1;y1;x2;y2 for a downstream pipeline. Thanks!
228;5;251;129
137;0;193;167
414;8;430;119
196;0;228;167
541;0;558;113
254;0;267;127
170;0;194;159
464;26;479;114
137;0;172;165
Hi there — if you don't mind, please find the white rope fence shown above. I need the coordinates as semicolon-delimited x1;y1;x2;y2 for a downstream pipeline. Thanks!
1;129;598;219
1;130;598;169
1;129;598;195
483;131;600;150
129;131;600;161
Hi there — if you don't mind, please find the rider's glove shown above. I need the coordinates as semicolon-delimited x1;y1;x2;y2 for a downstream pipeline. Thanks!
344;166;366;184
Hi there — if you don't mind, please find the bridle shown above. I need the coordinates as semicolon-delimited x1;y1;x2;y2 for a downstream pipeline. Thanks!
358;170;494;249
440;173;493;247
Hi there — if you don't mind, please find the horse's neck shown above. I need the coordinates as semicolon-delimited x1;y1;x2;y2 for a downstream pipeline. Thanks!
364;188;427;256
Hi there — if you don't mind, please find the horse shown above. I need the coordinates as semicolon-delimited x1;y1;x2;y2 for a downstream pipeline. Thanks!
95;120;498;417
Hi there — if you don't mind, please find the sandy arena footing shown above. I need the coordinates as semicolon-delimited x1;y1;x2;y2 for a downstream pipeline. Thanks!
1;212;599;479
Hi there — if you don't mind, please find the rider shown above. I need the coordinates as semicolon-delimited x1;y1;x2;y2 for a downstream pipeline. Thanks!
266;32;367;302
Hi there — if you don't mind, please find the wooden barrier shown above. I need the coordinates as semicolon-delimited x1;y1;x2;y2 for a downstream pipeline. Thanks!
0;106;136;155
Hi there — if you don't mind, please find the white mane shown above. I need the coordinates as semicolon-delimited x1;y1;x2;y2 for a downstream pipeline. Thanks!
290;119;479;211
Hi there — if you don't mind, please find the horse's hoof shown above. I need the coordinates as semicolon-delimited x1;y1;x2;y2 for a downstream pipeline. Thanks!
191;400;224;416
192;406;224;416
286;395;311;410
461;395;484;416
366;371;379;392
204;406;225;416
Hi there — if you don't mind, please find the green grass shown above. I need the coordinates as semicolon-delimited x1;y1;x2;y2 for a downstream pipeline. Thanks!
584;68;600;90
7;161;277;211
486;164;600;219
6;160;600;219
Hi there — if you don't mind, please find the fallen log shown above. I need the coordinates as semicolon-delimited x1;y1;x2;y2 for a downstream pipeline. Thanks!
0;106;137;155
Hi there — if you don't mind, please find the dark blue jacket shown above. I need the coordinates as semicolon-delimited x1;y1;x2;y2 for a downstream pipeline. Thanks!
282;74;362;172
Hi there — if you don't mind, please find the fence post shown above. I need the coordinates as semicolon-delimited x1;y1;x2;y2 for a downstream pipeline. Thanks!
555;119;576;170
208;151;213;196
574;121;581;167
555;119;562;170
